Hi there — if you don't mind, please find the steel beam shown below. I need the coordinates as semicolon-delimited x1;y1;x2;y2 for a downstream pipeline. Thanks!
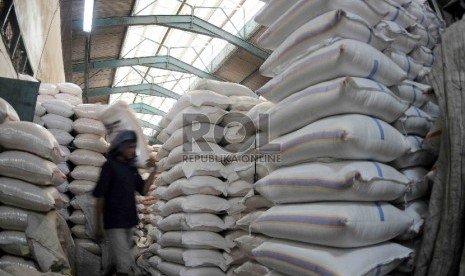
87;84;181;99
139;119;163;132
130;103;166;116
72;15;269;60
73;55;220;80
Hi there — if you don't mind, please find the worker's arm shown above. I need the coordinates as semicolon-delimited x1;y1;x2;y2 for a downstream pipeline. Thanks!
95;198;104;242
140;156;157;196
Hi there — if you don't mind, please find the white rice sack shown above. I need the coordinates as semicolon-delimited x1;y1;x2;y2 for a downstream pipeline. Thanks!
384;49;425;80
409;23;435;48
234;261;270;276
391;136;435;169
0;121;65;163
41;114;73;132
0;255;38;271
165;105;227;135
159;117;170;129
263;77;408;139
41;100;74;118
69;149;106;167
421;101;440;119
260;10;391;77
38;83;59;95
158;213;226;232
74;134;109;153
193;79;257;98
35;102;46;116
37;94;55;103
100;101;150;168
397;200;428;240
71;165;101;182
165;90;231;121
257;0;382;50
54;93;82;106
48;129;74;146
56;181;69;193
394;106;433;136
236;211;265;232
256;39;407;102
391;80;431;107
69;210;86;225
229;96;264;111
159;161;227;186
366;0;417;28
242;193;273;213
73;118;106;136
157;248;228;271
0;97;20;123
71;225;88;239
255;161;409;204
227;180;253;197
159;231;231;252
235;234;270;259
0;206;31;231
225;248;247;266
253;0;298;27
158;176;227;201
261;114;409;167
74;104;106;119
56;82;83;96
158;261;226;276
0;177;55;212
156;147;170;160
68;180;95;196
59;146;71;161
160;195;229;217
0;231;29;257
253;240;412;276
162;123;224;152
375;20;420;53
57;162;70;176
394;167;429;204
75;239;101;255
33;115;45;126
0;151;66;186
252;202;412;247
246;101;275;128
164;142;230;169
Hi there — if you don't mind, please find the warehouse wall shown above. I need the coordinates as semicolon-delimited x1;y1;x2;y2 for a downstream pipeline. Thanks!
0;39;17;78
14;0;65;83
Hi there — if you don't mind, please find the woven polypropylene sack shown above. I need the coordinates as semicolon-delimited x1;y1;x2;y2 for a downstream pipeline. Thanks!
69;149;106;167
74;134;109;153
37;95;55;103
73;118;106;136
38;83;59;95
0;151;66;186
253;240;412;276
393;106;433;136
255;161;409;204
256;39;406;103
162;123;224;152
0;206;32;231
158;176;227;201
69;210;86;225
260;10;391;77
235;234;270;259
0;121;65;163
397;200;428;240
49;129;74;146
193;79;257;98
391;136;435;169
157;247;228;271
234;261;270;276
394;167;429;204
57;82;83;96
157;261;226;276
375;20;420;53
0;177;54;212
410;45;435;67
74;104;106;119
228;96;264;111
35;102;46;116
54;93;83;106
159;231;231;252
257;0;382;50
75;239;101;255
164;106;227;135
366;0;417;28
0;255;38;271
260;114;409;167
391;80;431;107
160;195;229;217
262;77;408;139
0;97;20;123
385;50;425;80
158;213;226;232
253;0;297;27
41;114;73;133
227;180;253;197
0;231;29;257
41;100;74;118
252;202;413;248
71;166;101;182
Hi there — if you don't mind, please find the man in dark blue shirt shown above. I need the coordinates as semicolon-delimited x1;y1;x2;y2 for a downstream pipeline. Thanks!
93;130;156;276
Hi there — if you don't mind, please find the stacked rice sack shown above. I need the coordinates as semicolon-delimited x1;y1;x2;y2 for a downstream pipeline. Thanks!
0;97;72;274
68;103;108;275
239;0;444;275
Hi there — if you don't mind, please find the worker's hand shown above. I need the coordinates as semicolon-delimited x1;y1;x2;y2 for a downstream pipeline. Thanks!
95;227;104;243
146;156;157;169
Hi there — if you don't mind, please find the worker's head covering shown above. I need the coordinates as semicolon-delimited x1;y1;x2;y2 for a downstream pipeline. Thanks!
107;130;137;159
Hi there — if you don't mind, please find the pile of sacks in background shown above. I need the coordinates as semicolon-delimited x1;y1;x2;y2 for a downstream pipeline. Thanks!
0;97;73;275
230;0;444;275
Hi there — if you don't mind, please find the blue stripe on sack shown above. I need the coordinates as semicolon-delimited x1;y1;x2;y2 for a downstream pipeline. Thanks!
405;55;412;75
428;54;435;67
412;136;421;146
282;130;346;151
253;250;336;276
372;118;385;140
367;29;373;45
375;264;382;276
391;6;401;21
373;162;383;177
412;85;417;104
413;106;423;117
255;215;347;226
374;202;385;221
255;178;355;190
375;81;386;92
367;60;379;80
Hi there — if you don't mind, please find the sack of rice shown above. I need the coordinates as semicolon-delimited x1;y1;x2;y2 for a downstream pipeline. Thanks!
41;100;74;118
366;0;417;28
0;231;29;257
394;167;430;204
157;261;226;276
73;118;106;136
391;136;435;169
69;149;106;167
157;248;228;271
251;202;412;247
49;129;74;146
193;79;257;98
233;261;270;276
159;231;231;252
158;213;226;232
0;177;55;212
394;106;433;136
35;102;46;116
375;20;420;54
41;114;73;132
0;97;20;123
57;82;83;96
0;121;65;163
74;104;106;119
38;83;59;95
160;195;229;217
70;166;101;182
397;200;428;240
158;176;227;201
74;134;109;153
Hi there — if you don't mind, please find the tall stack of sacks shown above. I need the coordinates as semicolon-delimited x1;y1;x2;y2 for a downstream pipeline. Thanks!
68;103;108;275
153;84;254;276
0;100;72;274
243;0;445;274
